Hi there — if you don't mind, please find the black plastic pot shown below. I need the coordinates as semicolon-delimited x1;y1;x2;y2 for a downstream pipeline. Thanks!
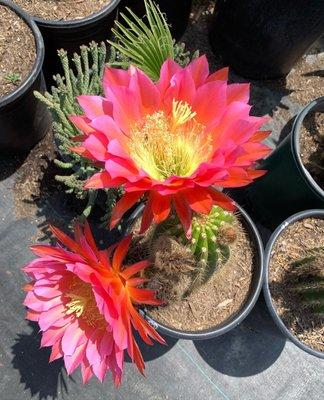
243;97;324;230
120;0;192;40
209;0;324;79
263;209;324;359
0;0;50;152
32;0;120;85
122;200;264;340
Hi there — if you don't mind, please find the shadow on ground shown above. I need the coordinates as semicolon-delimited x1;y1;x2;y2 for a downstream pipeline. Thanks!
11;322;70;400
194;296;286;377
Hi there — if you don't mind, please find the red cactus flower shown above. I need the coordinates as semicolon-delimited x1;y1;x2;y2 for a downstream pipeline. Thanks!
23;223;164;386
71;56;270;236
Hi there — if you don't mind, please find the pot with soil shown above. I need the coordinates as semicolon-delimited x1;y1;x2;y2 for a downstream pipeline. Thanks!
123;201;264;340
12;0;120;85
243;97;324;230
119;0;192;40
0;0;50;152
264;209;324;359
209;0;324;79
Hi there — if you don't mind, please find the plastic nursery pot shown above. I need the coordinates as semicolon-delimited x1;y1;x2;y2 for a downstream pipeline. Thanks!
243;97;324;231
0;0;50;152
120;0;192;40
263;209;324;359
122;200;264;340
33;0;120;86
209;0;324;79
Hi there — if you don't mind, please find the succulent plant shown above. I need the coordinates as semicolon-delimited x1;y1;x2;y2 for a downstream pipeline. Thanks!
34;41;123;220
292;247;324;315
153;206;237;295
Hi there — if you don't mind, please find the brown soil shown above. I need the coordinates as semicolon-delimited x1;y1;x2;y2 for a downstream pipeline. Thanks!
128;215;256;332
269;217;324;353
0;5;36;98
13;130;58;219
300;112;324;190
286;51;324;106
13;0;110;21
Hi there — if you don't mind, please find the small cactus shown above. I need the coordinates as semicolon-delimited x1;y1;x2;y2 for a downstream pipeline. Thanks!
153;206;237;295
292;247;324;316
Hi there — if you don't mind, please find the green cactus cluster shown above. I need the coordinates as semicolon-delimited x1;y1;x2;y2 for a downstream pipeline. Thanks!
34;41;123;219
292;247;324;315
153;206;237;294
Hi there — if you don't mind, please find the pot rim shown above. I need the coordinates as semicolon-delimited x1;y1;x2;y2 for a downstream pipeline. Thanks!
291;96;324;200
124;199;264;340
0;0;44;109
33;0;121;28
263;209;324;359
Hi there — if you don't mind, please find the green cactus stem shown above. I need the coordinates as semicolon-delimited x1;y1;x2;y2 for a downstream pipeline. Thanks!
292;247;324;315
153;206;237;295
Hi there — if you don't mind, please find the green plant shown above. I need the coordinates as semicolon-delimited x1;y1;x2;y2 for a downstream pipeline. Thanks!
108;0;198;80
34;0;197;220
4;72;21;85
153;206;237;295
292;247;324;315
34;42;123;219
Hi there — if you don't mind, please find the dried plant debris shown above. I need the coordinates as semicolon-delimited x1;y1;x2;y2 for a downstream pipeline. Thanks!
269;217;324;352
0;5;35;97
13;0;110;21
129;214;254;331
300;111;324;190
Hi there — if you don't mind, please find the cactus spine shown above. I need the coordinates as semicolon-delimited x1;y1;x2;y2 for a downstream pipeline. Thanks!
153;206;237;294
292;247;324;315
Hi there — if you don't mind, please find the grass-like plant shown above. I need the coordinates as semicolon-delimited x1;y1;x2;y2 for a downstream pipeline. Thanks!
293;247;324;315
108;0;198;80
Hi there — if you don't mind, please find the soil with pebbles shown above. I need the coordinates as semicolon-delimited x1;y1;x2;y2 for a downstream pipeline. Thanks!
269;217;324;353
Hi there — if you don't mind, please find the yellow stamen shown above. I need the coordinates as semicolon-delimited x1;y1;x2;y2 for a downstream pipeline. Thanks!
171;99;197;130
128;102;212;181
65;277;106;328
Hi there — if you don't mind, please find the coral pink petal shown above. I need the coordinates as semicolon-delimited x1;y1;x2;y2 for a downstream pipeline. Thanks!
193;81;227;125
112;235;132;272
69;115;94;136
103;66;131;91
227;83;250;104
206;67;229;82
77;95;112;119
187;55;209;87
157;58;183;97
105;157;139;180
81;360;93;384
110;191;144;229
164;69;196;110
85;171;125;189
129;66;161;114
151;192;171;223
61;320;87;356
185;188;214;214
64;342;87;375
173;193;192;238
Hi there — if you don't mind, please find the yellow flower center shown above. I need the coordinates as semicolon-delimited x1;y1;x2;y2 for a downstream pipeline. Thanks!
128;100;213;181
65;277;106;328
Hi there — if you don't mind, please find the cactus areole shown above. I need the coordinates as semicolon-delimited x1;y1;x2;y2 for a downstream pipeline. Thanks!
123;199;264;340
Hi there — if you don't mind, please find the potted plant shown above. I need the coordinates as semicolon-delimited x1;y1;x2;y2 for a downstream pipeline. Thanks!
209;0;324;79
264;209;324;359
121;201;264;339
120;0;192;39
34;0;197;219
12;0;120;84
243;97;324;230
0;0;50;152
66;48;271;338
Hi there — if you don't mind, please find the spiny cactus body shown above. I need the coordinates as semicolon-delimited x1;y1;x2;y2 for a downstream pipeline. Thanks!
153;206;237;294
293;247;324;315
